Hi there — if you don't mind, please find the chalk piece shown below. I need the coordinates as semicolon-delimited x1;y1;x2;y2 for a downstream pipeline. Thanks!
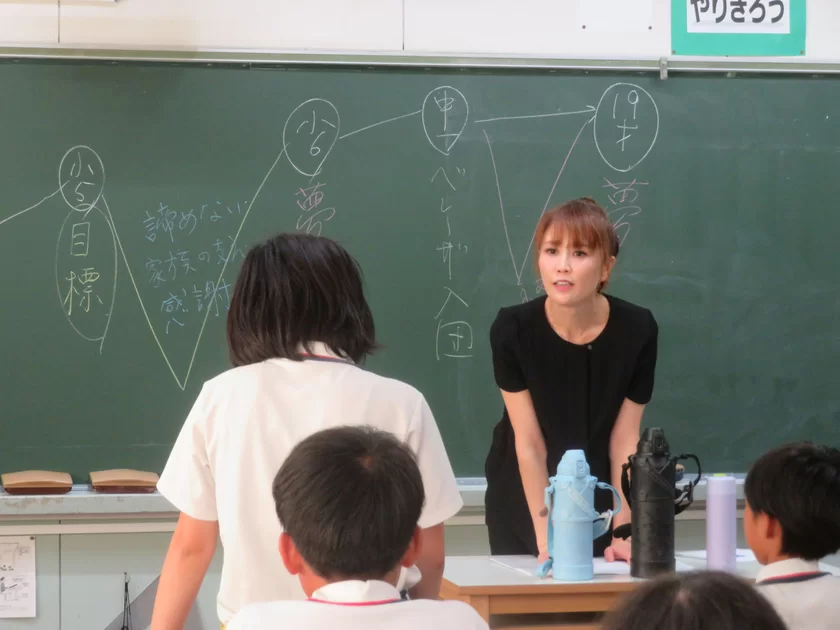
1;470;73;495
90;469;159;493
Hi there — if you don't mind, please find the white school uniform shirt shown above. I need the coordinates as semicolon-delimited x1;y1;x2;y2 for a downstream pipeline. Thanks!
755;557;840;630
156;343;464;625
225;580;489;630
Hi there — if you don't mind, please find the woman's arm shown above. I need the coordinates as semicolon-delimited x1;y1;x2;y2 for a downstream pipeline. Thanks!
502;388;550;559
605;397;645;561
409;523;445;599
151;513;218;630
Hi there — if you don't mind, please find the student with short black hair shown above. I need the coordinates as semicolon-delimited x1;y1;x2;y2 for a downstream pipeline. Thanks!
744;441;840;630
151;233;463;630
601;570;788;630
227;425;488;630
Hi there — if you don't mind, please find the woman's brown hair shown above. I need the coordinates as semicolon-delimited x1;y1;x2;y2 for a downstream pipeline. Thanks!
533;197;619;290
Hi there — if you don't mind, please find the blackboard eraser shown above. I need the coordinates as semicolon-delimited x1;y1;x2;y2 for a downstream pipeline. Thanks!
1;470;73;495
89;469;159;493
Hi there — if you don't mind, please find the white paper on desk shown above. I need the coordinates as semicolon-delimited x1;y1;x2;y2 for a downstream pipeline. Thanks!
0;536;35;618
676;549;757;563
491;555;694;578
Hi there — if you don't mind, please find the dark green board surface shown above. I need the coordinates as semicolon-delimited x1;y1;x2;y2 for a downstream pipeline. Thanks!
0;58;837;480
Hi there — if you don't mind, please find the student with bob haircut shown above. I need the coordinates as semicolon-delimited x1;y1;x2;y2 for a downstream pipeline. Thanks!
226;425;488;630
744;441;840;630
485;197;658;562
151;233;463;629
601;571;788;630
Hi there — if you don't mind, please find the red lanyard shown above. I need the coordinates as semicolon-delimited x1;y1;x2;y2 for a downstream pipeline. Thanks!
298;353;353;364
307;597;402;606
758;571;829;585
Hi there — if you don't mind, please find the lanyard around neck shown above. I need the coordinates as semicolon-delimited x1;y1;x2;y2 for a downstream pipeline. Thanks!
298;352;354;365
758;571;830;586
306;597;402;606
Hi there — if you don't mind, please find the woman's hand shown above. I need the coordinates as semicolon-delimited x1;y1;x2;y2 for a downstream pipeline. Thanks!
500;389;552;564
604;537;631;563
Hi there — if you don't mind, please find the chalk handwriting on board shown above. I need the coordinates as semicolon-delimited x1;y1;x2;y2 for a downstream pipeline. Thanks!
295;181;336;237
480;83;657;285
422;86;469;155
55;146;116;350
483;113;594;286
100;193;184;386
55;203;117;353
429;154;470;355
339;110;422;140
185;144;290;389
434;287;473;360
58;145;105;215
282;99;340;178
139;198;243;381
0;81;658;387
0;185;67;227
475;105;596;124
594;83;659;173
603;177;647;247
337;84;469;156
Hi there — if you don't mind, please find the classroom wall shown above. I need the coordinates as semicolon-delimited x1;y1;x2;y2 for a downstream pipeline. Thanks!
1;1;840;61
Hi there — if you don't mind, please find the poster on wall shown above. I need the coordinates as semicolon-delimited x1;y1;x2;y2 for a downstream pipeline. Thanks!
671;0;806;56
0;537;35;618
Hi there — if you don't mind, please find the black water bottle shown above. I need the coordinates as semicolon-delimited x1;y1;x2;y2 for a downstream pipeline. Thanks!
619;427;701;578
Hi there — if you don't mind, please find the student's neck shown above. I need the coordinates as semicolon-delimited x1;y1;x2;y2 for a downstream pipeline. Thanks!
765;551;804;565
305;567;401;595
545;294;607;344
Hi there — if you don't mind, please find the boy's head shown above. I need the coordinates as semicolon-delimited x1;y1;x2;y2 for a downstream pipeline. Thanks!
272;425;425;594
601;571;787;630
744;441;840;564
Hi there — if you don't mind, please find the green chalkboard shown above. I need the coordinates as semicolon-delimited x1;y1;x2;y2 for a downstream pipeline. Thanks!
0;58;837;481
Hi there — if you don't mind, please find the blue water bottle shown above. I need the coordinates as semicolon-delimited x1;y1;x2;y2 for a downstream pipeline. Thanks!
536;449;622;581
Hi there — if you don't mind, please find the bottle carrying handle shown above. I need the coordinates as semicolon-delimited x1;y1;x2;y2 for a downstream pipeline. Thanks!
621;459;633;510
535;479;555;577
620;454;703;516
592;482;622;539
674;453;702;516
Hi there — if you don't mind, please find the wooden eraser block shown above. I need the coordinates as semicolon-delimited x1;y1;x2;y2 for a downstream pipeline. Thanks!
1;470;73;495
89;469;159;493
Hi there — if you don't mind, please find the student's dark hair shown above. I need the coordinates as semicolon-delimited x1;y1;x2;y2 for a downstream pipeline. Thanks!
601;571;787;630
744;441;840;561
226;233;377;366
272;425;425;580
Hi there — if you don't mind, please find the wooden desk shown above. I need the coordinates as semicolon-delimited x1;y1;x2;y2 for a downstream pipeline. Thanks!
441;552;840;629
441;556;647;629
439;554;751;630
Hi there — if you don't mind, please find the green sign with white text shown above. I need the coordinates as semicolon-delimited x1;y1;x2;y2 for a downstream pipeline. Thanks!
672;0;806;56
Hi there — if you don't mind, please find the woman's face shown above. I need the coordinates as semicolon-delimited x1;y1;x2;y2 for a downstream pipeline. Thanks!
538;231;614;307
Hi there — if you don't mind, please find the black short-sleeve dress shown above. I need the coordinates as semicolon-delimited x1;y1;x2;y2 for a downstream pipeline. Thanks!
484;293;658;557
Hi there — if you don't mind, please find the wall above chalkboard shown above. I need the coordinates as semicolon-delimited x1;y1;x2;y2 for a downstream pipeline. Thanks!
0;59;836;479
